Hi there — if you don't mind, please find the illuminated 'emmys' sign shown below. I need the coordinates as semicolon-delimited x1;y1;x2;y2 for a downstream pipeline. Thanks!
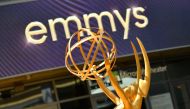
25;7;148;44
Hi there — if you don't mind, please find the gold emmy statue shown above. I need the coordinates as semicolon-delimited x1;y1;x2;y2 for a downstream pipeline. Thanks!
65;28;151;109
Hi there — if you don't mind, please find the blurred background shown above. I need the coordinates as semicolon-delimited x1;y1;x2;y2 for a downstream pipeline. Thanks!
0;0;190;109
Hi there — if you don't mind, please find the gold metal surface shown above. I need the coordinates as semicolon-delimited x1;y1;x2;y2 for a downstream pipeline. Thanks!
65;28;151;109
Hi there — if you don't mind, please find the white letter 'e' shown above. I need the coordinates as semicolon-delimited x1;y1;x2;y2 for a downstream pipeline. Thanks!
25;21;47;44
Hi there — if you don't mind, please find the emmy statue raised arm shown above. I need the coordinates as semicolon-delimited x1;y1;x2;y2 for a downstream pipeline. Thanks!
65;28;151;109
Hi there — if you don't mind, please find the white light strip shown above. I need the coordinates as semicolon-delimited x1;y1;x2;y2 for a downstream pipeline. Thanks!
0;0;36;6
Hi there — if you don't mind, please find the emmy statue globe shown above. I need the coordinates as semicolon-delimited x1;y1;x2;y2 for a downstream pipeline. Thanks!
65;28;151;109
